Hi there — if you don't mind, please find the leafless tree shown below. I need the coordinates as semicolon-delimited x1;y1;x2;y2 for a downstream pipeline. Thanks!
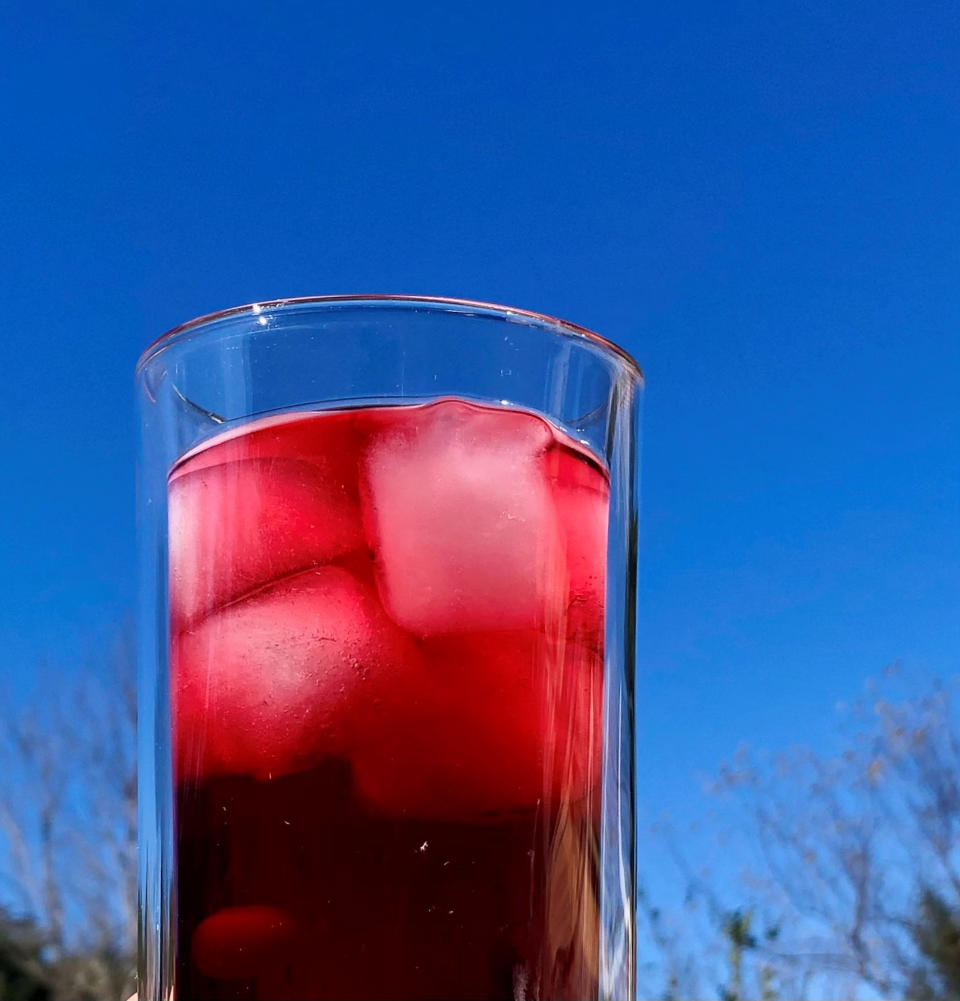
641;667;960;1000
0;626;137;1000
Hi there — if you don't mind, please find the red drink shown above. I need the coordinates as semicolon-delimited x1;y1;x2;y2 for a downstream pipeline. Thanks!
170;398;608;1001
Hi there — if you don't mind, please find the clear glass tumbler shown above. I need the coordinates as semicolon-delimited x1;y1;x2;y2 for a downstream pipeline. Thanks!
137;296;642;1001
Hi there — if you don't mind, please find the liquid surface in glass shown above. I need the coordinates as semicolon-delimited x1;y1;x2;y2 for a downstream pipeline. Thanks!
170;398;608;1001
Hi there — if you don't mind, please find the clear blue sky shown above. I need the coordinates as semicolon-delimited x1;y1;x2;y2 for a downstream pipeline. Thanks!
2;0;958;878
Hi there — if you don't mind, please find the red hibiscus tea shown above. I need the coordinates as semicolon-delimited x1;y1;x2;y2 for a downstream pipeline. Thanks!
170;398;608;1000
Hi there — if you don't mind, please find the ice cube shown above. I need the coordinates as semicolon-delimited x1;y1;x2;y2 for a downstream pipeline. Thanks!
173;566;422;782
361;400;565;636
352;629;603;820
191;906;297;980
169;454;365;626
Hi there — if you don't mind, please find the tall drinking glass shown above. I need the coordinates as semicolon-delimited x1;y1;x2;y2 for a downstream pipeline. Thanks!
137;296;642;1001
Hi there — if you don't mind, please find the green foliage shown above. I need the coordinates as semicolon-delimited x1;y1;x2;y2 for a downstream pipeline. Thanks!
0;912;50;1001
0;908;135;1001
907;889;960;1001
718;910;780;1001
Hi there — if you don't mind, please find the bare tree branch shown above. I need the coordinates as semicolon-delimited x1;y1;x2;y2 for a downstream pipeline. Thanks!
0;628;137;1000
645;668;960;1000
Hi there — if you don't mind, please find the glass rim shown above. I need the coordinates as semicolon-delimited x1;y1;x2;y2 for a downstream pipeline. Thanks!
136;294;644;382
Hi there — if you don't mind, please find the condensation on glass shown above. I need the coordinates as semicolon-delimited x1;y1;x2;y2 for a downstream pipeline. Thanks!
137;296;642;1001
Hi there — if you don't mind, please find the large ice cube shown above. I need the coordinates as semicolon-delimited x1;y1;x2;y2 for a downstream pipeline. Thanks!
191;906;297;980
361;401;565;635
169;454;365;626
352;629;603;820
174;567;421;782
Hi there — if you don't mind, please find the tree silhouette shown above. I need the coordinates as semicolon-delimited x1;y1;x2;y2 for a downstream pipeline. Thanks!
1;627;956;1001
642;669;960;1000
909;889;960;1000
0;910;51;1001
0;628;136;1001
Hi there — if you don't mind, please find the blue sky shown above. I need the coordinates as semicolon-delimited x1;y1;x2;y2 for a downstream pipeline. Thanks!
2;0;958;925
